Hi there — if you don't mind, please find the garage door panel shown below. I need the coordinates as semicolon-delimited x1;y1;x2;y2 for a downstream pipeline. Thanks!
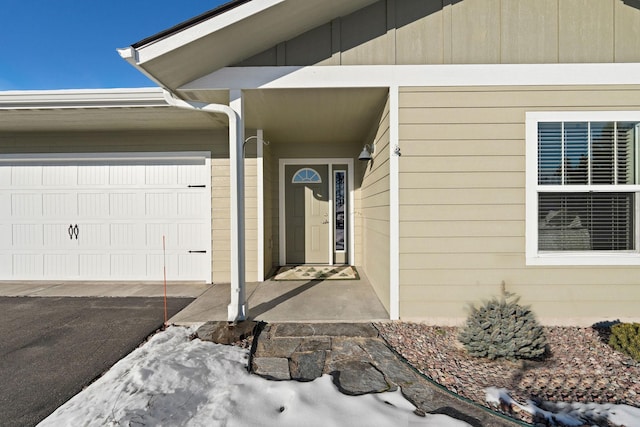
12;167;41;186
78;193;109;217
178;192;206;218
1;154;211;281
0;225;10;250
78;166;109;186
42;166;77;187
110;193;145;218
13;254;43;277
111;254;147;278
43;224;80;248
44;253;79;277
146;165;178;185
178;253;207;279
0;194;10;218
43;193;77;218
0;254;10;276
146;193;178;217
109;166;144;186
12;194;42;217
147;254;178;280
178;164;207;185
178;223;208;249
13;224;43;248
78;254;110;277
110;223;145;249
0;167;10;187
146;224;178;249
76;223;109;249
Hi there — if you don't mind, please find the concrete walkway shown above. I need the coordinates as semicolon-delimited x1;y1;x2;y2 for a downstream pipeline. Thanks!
0;281;210;298
169;274;389;324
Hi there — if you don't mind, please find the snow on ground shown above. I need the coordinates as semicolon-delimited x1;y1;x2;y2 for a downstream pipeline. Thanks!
486;387;640;427
39;326;471;427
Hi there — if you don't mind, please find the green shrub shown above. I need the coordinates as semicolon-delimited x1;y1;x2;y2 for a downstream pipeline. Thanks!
609;323;640;362
458;292;547;361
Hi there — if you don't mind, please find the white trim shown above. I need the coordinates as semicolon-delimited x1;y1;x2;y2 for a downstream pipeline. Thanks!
389;87;400;320
333;169;347;254
526;110;640;266
182;63;640;91
0;87;167;110
134;0;286;63
278;158;354;266
256;129;265;282
0;151;208;164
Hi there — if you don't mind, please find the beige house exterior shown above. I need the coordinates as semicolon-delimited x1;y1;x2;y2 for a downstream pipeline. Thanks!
2;0;640;324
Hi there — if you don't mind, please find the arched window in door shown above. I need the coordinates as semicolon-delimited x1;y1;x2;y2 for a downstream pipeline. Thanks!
291;167;322;183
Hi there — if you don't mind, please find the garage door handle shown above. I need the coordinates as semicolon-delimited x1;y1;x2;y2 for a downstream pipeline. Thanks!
188;250;207;254
188;185;206;188
68;224;79;240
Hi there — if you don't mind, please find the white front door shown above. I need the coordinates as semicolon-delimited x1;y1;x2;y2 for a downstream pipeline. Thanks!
0;153;211;281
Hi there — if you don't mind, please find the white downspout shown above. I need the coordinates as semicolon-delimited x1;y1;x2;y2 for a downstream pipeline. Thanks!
162;89;247;323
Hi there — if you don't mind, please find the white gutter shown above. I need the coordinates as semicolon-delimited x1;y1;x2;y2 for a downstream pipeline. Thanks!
162;89;247;323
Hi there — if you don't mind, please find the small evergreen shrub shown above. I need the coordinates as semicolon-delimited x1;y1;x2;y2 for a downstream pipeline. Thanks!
458;292;547;361
608;322;640;362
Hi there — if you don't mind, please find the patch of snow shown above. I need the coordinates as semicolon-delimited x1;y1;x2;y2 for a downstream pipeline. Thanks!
39;326;471;427
486;386;640;427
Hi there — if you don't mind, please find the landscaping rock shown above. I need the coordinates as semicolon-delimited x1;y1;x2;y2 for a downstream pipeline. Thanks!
330;360;392;395
255;337;302;358
274;323;378;338
196;321;257;345
252;357;291;381
290;351;326;381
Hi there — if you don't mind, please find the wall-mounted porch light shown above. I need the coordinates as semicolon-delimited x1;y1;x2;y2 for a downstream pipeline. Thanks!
358;143;374;161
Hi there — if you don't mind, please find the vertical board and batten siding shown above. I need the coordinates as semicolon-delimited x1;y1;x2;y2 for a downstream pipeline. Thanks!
359;96;392;313
238;0;640;67
398;85;640;324
0;130;260;283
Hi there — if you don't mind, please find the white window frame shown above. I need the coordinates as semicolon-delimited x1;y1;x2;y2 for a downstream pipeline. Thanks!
526;111;640;266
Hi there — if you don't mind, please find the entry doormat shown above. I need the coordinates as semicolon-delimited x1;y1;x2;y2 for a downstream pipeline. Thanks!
274;265;359;281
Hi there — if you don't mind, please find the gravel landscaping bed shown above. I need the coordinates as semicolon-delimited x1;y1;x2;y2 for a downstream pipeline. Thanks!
376;322;640;426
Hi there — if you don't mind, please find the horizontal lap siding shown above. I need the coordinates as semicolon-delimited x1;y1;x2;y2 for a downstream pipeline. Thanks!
360;96;391;313
398;85;640;325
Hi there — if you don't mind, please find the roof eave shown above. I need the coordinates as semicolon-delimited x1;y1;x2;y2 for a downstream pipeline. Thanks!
0;87;167;110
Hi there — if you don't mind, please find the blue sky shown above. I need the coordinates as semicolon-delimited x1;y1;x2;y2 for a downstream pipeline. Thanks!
1;0;227;90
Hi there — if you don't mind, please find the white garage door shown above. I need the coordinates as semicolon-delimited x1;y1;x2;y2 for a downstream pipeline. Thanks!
0;153;211;281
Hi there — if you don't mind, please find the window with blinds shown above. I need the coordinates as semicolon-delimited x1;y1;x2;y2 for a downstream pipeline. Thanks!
536;120;640;253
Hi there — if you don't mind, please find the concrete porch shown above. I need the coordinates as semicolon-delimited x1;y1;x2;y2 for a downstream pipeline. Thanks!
170;270;389;324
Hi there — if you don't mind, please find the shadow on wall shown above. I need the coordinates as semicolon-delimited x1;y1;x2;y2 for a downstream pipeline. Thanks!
625;0;640;10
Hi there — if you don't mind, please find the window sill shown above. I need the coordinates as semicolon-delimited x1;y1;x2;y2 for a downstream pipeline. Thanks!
527;252;640;266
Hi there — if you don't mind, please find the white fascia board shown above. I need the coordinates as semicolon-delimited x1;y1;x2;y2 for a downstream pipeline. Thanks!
182;63;640;90
0;87;167;110
134;0;285;64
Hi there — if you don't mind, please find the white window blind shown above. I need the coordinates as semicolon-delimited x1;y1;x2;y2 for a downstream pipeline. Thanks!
536;120;639;253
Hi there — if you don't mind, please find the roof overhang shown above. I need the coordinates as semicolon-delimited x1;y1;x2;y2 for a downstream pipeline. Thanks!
118;0;380;91
0;88;222;132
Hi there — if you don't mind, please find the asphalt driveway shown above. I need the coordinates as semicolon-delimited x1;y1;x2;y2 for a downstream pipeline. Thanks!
0;296;194;427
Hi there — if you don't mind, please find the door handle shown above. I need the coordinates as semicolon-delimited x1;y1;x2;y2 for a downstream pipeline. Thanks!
68;224;79;240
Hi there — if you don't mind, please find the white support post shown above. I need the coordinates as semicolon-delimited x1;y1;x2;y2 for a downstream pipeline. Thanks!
389;86;400;320
229;90;247;321
256;129;265;282
161;89;247;322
